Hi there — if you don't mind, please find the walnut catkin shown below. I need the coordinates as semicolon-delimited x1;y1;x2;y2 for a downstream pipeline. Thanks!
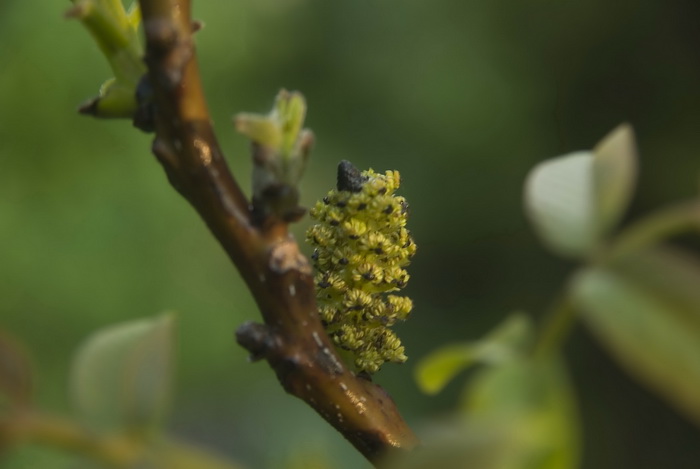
306;161;416;373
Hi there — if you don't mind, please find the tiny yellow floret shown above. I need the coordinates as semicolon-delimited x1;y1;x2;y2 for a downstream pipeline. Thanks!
306;161;416;374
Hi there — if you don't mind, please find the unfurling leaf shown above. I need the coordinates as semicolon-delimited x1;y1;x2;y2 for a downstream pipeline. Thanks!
415;313;533;395
573;248;700;425
70;313;175;433
592;124;637;236
68;0;145;118
235;90;314;222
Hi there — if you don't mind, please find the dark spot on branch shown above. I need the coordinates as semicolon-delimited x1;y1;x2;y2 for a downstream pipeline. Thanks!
235;321;275;361
133;75;156;133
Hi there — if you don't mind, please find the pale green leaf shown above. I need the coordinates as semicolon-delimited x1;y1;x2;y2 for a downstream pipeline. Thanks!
524;124;638;258
524;151;597;258
593;123;637;235
70;313;175;432
394;357;580;469
462;357;580;469
381;420;521;469
415;313;533;394
234;113;282;149
572;248;700;425
276;90;307;158
414;343;479;395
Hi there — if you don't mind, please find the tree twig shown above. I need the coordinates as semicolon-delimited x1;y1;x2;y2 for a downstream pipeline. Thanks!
137;0;418;462
2;411;142;467
1;410;244;468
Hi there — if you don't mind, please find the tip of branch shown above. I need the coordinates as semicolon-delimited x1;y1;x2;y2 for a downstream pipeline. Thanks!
77;97;99;116
64;0;91;19
192;20;205;33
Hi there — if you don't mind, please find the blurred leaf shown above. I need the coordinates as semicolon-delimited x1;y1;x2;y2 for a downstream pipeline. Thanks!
524;151;597;257
463;357;580;469
0;331;32;409
524;124;637;258
393;357;580;469
381;420;521;469
415;312;534;394
572;248;700;425
592;124;637;235
70;314;175;433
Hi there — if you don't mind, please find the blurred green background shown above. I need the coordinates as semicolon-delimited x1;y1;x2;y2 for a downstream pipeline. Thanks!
2;1;700;467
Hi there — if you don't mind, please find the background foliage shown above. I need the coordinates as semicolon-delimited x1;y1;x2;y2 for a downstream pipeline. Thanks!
2;1;700;467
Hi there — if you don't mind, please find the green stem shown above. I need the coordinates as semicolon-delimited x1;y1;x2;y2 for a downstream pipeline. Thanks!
603;201;700;262
3;411;245;468
534;295;577;358
534;201;700;358
68;0;145;84
8;411;143;467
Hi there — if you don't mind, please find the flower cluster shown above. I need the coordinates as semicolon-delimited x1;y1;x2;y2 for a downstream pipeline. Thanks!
306;161;416;373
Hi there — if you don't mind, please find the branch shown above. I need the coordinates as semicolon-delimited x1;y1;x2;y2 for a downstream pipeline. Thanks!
1;411;244;468
137;0;418;463
2;412;142;467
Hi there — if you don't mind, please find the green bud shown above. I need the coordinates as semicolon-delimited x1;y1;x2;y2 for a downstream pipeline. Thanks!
235;90;315;223
68;0;145;118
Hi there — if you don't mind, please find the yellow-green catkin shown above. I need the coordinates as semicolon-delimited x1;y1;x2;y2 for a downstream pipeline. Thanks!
306;161;416;374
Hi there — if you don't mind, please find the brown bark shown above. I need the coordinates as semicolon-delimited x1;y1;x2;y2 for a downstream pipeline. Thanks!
137;0;418;463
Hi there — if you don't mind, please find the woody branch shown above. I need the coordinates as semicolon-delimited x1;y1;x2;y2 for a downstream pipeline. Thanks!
137;0;418;463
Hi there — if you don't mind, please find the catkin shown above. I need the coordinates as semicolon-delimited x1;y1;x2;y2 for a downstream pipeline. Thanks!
306;162;416;373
